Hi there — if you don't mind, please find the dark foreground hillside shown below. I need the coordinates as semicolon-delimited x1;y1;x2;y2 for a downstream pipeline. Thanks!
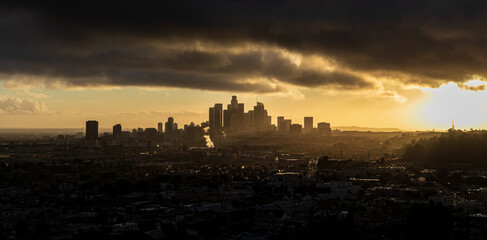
403;130;487;166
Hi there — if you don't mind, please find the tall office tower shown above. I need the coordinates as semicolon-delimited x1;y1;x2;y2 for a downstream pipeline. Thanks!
113;124;122;136
222;96;241;132
244;111;252;128
214;103;223;129
253;102;266;131
282;119;292;133
238;103;245;130
277;116;284;132
209;107;215;129
165;117;174;135
304;117;313;133
86;120;99;140
264;110;270;126
158;122;163;133
227;104;235;129
231;95;238;108
223;109;230;128
248;110;254;127
317;122;332;137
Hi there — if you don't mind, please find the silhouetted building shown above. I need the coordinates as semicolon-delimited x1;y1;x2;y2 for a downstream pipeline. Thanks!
318;122;331;137
222;96;244;132
304;117;313;134
230;96;238;130
254;102;266;131
290;124;302;135
86;120;99;148
145;128;158;134
277;116;284;132
214;104;223;129
165;117;174;134
238;103;245;129
143;127;157;139
184;122;205;145
278;118;291;134
113;124;122;136
244;110;254;128
158;122;163;133
209;107;215;129
209;103;223;130
86;121;98;140
223;109;230;129
317;156;329;169
165;117;179;140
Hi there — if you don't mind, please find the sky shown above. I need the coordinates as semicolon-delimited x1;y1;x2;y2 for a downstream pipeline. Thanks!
1;1;487;130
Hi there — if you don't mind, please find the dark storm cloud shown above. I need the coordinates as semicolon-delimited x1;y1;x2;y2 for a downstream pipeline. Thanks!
1;0;487;91
0;27;371;91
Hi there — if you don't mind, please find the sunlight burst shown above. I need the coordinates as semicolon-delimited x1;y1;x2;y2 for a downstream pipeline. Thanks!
421;81;487;129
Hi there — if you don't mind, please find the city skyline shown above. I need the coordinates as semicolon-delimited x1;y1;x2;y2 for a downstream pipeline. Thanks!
81;96;332;136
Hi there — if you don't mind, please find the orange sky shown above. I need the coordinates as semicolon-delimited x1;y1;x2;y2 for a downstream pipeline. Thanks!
1;78;486;131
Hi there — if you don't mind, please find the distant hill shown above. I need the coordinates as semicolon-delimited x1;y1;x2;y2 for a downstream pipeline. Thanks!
0;128;110;134
333;126;403;132
0;128;82;134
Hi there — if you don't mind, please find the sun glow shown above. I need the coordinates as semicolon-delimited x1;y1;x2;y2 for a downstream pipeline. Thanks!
420;81;487;129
